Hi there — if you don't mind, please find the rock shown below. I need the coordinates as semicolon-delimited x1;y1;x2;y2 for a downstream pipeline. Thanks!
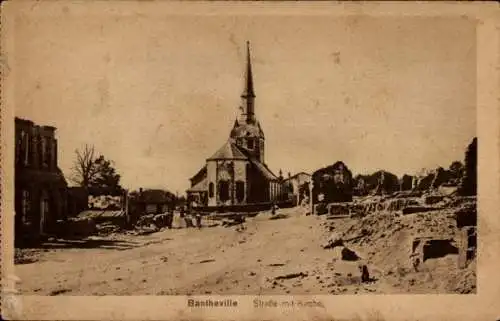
341;247;360;261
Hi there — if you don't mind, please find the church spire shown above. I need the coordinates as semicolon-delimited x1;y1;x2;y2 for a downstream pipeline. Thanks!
241;41;255;99
241;41;255;123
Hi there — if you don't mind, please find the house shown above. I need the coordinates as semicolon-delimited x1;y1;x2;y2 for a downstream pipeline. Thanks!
186;42;285;209
129;188;176;216
283;172;312;206
14;117;68;245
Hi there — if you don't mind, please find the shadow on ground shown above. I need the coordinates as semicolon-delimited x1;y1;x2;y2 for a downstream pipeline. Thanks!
20;238;138;250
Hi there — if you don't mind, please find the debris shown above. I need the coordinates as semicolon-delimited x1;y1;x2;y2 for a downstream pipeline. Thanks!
402;206;437;215
49;288;71;296
269;213;289;220
359;265;370;283
322;233;343;249
275;272;308;280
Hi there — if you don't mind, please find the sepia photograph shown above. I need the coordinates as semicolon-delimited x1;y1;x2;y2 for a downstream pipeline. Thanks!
1;1;499;321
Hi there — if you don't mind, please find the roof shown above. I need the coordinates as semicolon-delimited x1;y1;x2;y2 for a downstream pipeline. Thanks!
135;189;175;204
241;41;255;99
77;210;125;220
187;177;208;193
208;141;248;160
251;159;278;181
284;172;312;181
189;165;207;182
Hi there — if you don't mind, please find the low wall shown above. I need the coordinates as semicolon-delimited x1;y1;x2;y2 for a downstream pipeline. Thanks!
193;200;294;214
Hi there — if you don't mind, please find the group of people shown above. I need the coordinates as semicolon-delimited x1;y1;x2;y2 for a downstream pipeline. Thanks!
179;206;202;229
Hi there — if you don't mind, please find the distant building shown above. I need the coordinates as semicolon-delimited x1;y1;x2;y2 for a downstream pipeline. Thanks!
186;42;284;208
15;117;68;244
283;172;311;206
129;188;175;216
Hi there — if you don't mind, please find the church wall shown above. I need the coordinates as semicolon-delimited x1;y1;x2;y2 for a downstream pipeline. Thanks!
207;160;217;206
216;160;234;206
233;160;247;204
247;165;270;204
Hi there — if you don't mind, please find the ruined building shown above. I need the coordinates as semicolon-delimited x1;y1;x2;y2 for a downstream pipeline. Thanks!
15;118;68;245
312;161;353;204
458;137;477;196
186;42;283;207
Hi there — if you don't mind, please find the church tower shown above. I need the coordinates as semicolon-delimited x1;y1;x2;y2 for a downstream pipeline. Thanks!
230;41;265;163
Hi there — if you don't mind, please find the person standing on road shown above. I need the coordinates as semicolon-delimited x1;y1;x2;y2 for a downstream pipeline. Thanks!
195;213;202;229
271;202;279;216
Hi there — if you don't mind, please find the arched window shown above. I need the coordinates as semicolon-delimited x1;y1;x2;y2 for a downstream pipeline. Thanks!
247;138;254;149
218;181;230;202
208;182;214;198
236;181;245;202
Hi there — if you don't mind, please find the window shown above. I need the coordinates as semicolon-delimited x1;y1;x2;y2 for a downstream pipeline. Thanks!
21;190;30;223
25;133;31;166
236;181;245;202
218;181;230;202
209;182;214;198
42;137;51;168
45;139;52;169
247;138;254;149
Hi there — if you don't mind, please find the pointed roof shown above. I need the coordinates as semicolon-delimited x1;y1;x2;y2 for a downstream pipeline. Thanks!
208;141;248;160
187;177;208;193
250;159;278;181
241;41;255;99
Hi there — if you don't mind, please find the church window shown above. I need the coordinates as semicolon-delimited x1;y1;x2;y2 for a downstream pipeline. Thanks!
247;139;254;149
209;182;214;198
218;181;230;202
236;181;245;202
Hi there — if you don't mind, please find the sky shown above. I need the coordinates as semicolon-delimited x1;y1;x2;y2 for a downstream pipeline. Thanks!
13;7;477;194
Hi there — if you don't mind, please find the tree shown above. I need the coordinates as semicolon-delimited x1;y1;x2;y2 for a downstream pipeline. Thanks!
89;155;122;190
71;144;122;191
70;144;98;188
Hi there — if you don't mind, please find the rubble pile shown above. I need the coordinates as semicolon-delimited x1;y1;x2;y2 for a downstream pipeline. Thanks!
320;193;477;293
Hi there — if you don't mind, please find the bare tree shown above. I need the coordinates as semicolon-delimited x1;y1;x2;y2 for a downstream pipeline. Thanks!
70;144;98;188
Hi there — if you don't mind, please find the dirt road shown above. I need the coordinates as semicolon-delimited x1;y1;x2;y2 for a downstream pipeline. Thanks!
16;207;473;295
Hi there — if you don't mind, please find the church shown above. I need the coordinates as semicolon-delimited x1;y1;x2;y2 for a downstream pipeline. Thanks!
187;42;284;208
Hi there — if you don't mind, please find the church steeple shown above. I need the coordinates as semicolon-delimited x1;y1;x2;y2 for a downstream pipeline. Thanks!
241;41;255;124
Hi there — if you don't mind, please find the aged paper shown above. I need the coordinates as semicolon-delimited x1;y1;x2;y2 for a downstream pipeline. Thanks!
1;1;499;320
